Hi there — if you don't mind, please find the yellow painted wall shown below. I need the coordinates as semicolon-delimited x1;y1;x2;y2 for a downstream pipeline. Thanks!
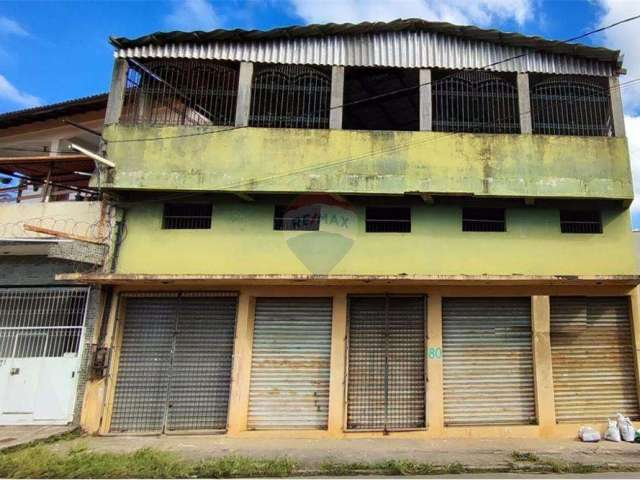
102;126;633;200
114;200;636;276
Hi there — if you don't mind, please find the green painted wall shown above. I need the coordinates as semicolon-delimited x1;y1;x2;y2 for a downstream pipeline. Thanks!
103;126;633;200
115;200;636;276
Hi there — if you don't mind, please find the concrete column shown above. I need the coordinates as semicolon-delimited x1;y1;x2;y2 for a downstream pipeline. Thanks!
329;66;344;130
327;292;347;435
419;69;432;131
517;73;533;134
629;289;640;408
427;294;444;433
609;76;626;138
235;62;254;127
227;293;255;434
104;59;128;125
531;295;556;435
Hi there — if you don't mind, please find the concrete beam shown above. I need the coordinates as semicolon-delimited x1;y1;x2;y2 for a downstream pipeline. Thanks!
330;66;345;130
104;59;128;126
327;292;347;434
610;76;626;138
531;295;556;435
517;73;532;134
419;69;432;131
235;62;254;127
427;294;444;433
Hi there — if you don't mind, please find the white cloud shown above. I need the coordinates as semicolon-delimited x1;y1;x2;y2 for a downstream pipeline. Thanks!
596;0;640;112
0;74;40;109
165;0;220;31
626;115;640;223
289;0;533;27
0;16;28;37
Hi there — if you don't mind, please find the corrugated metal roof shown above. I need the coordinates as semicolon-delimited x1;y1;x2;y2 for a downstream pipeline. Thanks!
0;93;108;129
110;18;621;67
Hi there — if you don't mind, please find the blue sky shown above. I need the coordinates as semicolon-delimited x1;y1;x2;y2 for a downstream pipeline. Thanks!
1;0;640;222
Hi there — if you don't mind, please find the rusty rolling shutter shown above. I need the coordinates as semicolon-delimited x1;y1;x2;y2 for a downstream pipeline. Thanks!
248;298;332;430
110;293;237;433
442;297;535;426
347;295;426;431
551;296;639;422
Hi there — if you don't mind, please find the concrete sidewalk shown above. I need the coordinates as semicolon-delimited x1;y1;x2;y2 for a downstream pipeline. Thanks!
51;435;640;471
0;425;74;451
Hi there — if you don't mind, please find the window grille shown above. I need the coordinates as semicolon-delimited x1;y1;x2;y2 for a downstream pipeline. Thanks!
122;59;239;126
560;210;602;234
249;64;331;129
0;288;88;359
273;204;320;231
531;75;613;136
433;70;520;134
462;207;506;232
162;203;212;230
365;207;411;232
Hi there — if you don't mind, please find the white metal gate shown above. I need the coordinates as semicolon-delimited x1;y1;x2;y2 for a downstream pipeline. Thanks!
248;298;332;430
551;296;640;422
442;297;535;426
0;287;89;425
109;293;237;433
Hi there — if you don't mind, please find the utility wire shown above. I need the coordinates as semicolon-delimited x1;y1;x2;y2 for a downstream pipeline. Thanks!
105;12;640;144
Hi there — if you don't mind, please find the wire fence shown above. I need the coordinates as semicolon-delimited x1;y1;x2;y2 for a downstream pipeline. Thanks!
0;216;113;242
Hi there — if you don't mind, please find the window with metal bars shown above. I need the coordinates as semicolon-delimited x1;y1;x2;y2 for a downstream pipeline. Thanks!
530;75;613;136
432;70;520;134
560;210;602;234
273;204;320;231
365;207;411;233
249;64;331;129
121;59;239;126
162;203;212;230
343;67;420;131
462;207;506;232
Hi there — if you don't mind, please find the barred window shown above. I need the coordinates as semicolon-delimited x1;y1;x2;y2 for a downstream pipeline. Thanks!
531;75;613;136
365;207;411;233
122;59;239;126
433;70;520;134
273;205;320;231
462;208;506;232
560;210;602;234
162;203;212;230
249;64;331;129
343;67;420;131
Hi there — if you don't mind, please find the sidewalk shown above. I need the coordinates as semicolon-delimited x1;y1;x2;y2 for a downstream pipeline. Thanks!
0;425;74;451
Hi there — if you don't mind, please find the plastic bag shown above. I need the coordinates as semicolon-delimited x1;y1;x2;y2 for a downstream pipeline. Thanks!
579;426;601;442
605;419;621;442
617;413;636;442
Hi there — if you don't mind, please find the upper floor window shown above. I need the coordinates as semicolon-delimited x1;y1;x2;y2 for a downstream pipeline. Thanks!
273;204;320;231
365;207;411;232
162;203;212;229
249;64;331;129
122;59;239;126
530;75;613;137
343;67;419;131
462;207;506;232
432;70;520;134
560;210;602;234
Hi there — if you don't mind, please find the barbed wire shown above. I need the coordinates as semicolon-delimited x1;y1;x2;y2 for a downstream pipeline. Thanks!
0;216;113;243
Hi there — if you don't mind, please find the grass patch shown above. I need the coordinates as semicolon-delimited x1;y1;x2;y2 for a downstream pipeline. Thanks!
318;459;463;476
194;456;296;478
511;451;540;463
541;459;598;474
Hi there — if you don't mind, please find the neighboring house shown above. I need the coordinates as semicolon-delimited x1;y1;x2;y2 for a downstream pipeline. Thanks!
0;94;110;426
65;19;638;438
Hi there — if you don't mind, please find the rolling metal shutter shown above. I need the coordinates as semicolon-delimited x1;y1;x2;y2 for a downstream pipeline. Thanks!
248;298;332;430
110;293;237;433
347;295;426;431
442;297;535;426
551;296;639;423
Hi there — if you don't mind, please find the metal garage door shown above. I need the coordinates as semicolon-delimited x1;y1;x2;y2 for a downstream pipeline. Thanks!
443;297;535;426
110;293;237;433
248;298;332;430
347;295;426;431
551;296;639;423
